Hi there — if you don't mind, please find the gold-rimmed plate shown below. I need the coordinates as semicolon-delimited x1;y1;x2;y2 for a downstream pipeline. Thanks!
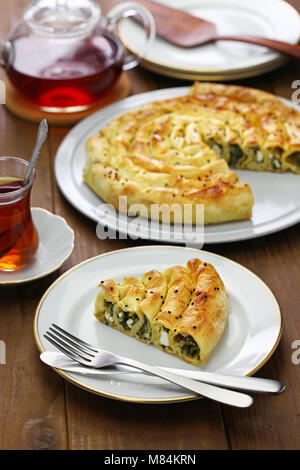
34;245;282;404
119;0;300;80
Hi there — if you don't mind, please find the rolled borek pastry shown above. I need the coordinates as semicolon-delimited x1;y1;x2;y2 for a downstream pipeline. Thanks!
94;271;167;343
94;258;229;365
152;265;194;354
173;259;229;364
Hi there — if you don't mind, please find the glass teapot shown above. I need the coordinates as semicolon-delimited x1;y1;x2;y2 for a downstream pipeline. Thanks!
0;0;155;112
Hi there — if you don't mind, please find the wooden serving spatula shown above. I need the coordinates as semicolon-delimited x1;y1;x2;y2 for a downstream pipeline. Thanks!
135;0;300;60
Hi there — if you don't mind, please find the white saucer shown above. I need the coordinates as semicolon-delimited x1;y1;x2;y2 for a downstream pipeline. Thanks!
0;208;75;285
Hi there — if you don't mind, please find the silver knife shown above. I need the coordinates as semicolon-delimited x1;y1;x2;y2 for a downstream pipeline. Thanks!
41;351;285;394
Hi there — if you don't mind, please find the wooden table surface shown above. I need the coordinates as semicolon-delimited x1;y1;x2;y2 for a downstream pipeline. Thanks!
1;0;300;451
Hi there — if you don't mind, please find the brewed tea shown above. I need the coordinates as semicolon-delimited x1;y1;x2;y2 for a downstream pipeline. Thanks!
0;177;39;270
8;31;123;109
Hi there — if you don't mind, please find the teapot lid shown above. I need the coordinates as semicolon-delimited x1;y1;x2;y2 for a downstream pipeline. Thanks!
24;0;101;37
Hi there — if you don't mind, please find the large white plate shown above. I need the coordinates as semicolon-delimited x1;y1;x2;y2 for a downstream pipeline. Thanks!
34;245;282;403
119;0;300;79
55;86;300;245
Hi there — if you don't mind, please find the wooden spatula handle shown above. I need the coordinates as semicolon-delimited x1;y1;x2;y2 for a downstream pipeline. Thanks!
214;35;300;60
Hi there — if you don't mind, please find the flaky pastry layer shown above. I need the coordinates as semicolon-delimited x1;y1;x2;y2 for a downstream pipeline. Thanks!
94;258;229;365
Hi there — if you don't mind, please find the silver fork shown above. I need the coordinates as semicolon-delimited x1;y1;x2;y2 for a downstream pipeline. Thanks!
43;324;253;408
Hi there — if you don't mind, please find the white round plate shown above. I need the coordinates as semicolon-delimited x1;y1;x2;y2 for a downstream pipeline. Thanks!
0;208;75;285
55;86;300;245
119;0;300;79
34;245;282;403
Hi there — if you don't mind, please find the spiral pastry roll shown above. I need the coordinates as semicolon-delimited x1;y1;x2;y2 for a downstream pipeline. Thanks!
84;82;300;225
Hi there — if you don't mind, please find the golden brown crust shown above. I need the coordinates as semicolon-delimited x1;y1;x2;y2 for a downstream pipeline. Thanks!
152;265;193;353
189;82;288;110
94;258;229;365
84;83;300;233
190;82;300;171
173;259;229;364
84;159;253;224
83;85;261;225
139;270;168;321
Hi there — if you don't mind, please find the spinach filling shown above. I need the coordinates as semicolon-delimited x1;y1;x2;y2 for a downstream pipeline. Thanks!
176;334;200;358
228;144;244;166
119;311;139;331
103;301;114;325
207;139;223;158
287;151;300;167
104;301;113;313
271;155;282;170
249;147;264;163
137;316;152;341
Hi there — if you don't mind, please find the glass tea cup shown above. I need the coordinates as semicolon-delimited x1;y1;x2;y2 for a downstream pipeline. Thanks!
0;0;156;112
0;157;39;271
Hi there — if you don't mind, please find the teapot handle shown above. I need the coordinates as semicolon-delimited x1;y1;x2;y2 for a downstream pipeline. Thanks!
105;1;156;71
0;39;13;68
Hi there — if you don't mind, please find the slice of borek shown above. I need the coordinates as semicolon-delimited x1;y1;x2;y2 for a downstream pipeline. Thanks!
94;270;167;343
137;270;168;343
94;258;229;365
151;265;194;354
173;260;229;365
95;277;145;338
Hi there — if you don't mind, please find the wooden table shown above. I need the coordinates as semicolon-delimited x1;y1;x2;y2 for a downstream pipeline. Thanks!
1;0;300;451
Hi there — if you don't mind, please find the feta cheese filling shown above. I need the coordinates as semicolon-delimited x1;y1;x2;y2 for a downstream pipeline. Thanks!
160;331;169;347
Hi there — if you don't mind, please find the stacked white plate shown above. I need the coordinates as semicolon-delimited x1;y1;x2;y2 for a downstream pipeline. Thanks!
119;0;300;81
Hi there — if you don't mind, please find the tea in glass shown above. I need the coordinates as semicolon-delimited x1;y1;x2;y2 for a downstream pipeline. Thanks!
0;157;39;271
